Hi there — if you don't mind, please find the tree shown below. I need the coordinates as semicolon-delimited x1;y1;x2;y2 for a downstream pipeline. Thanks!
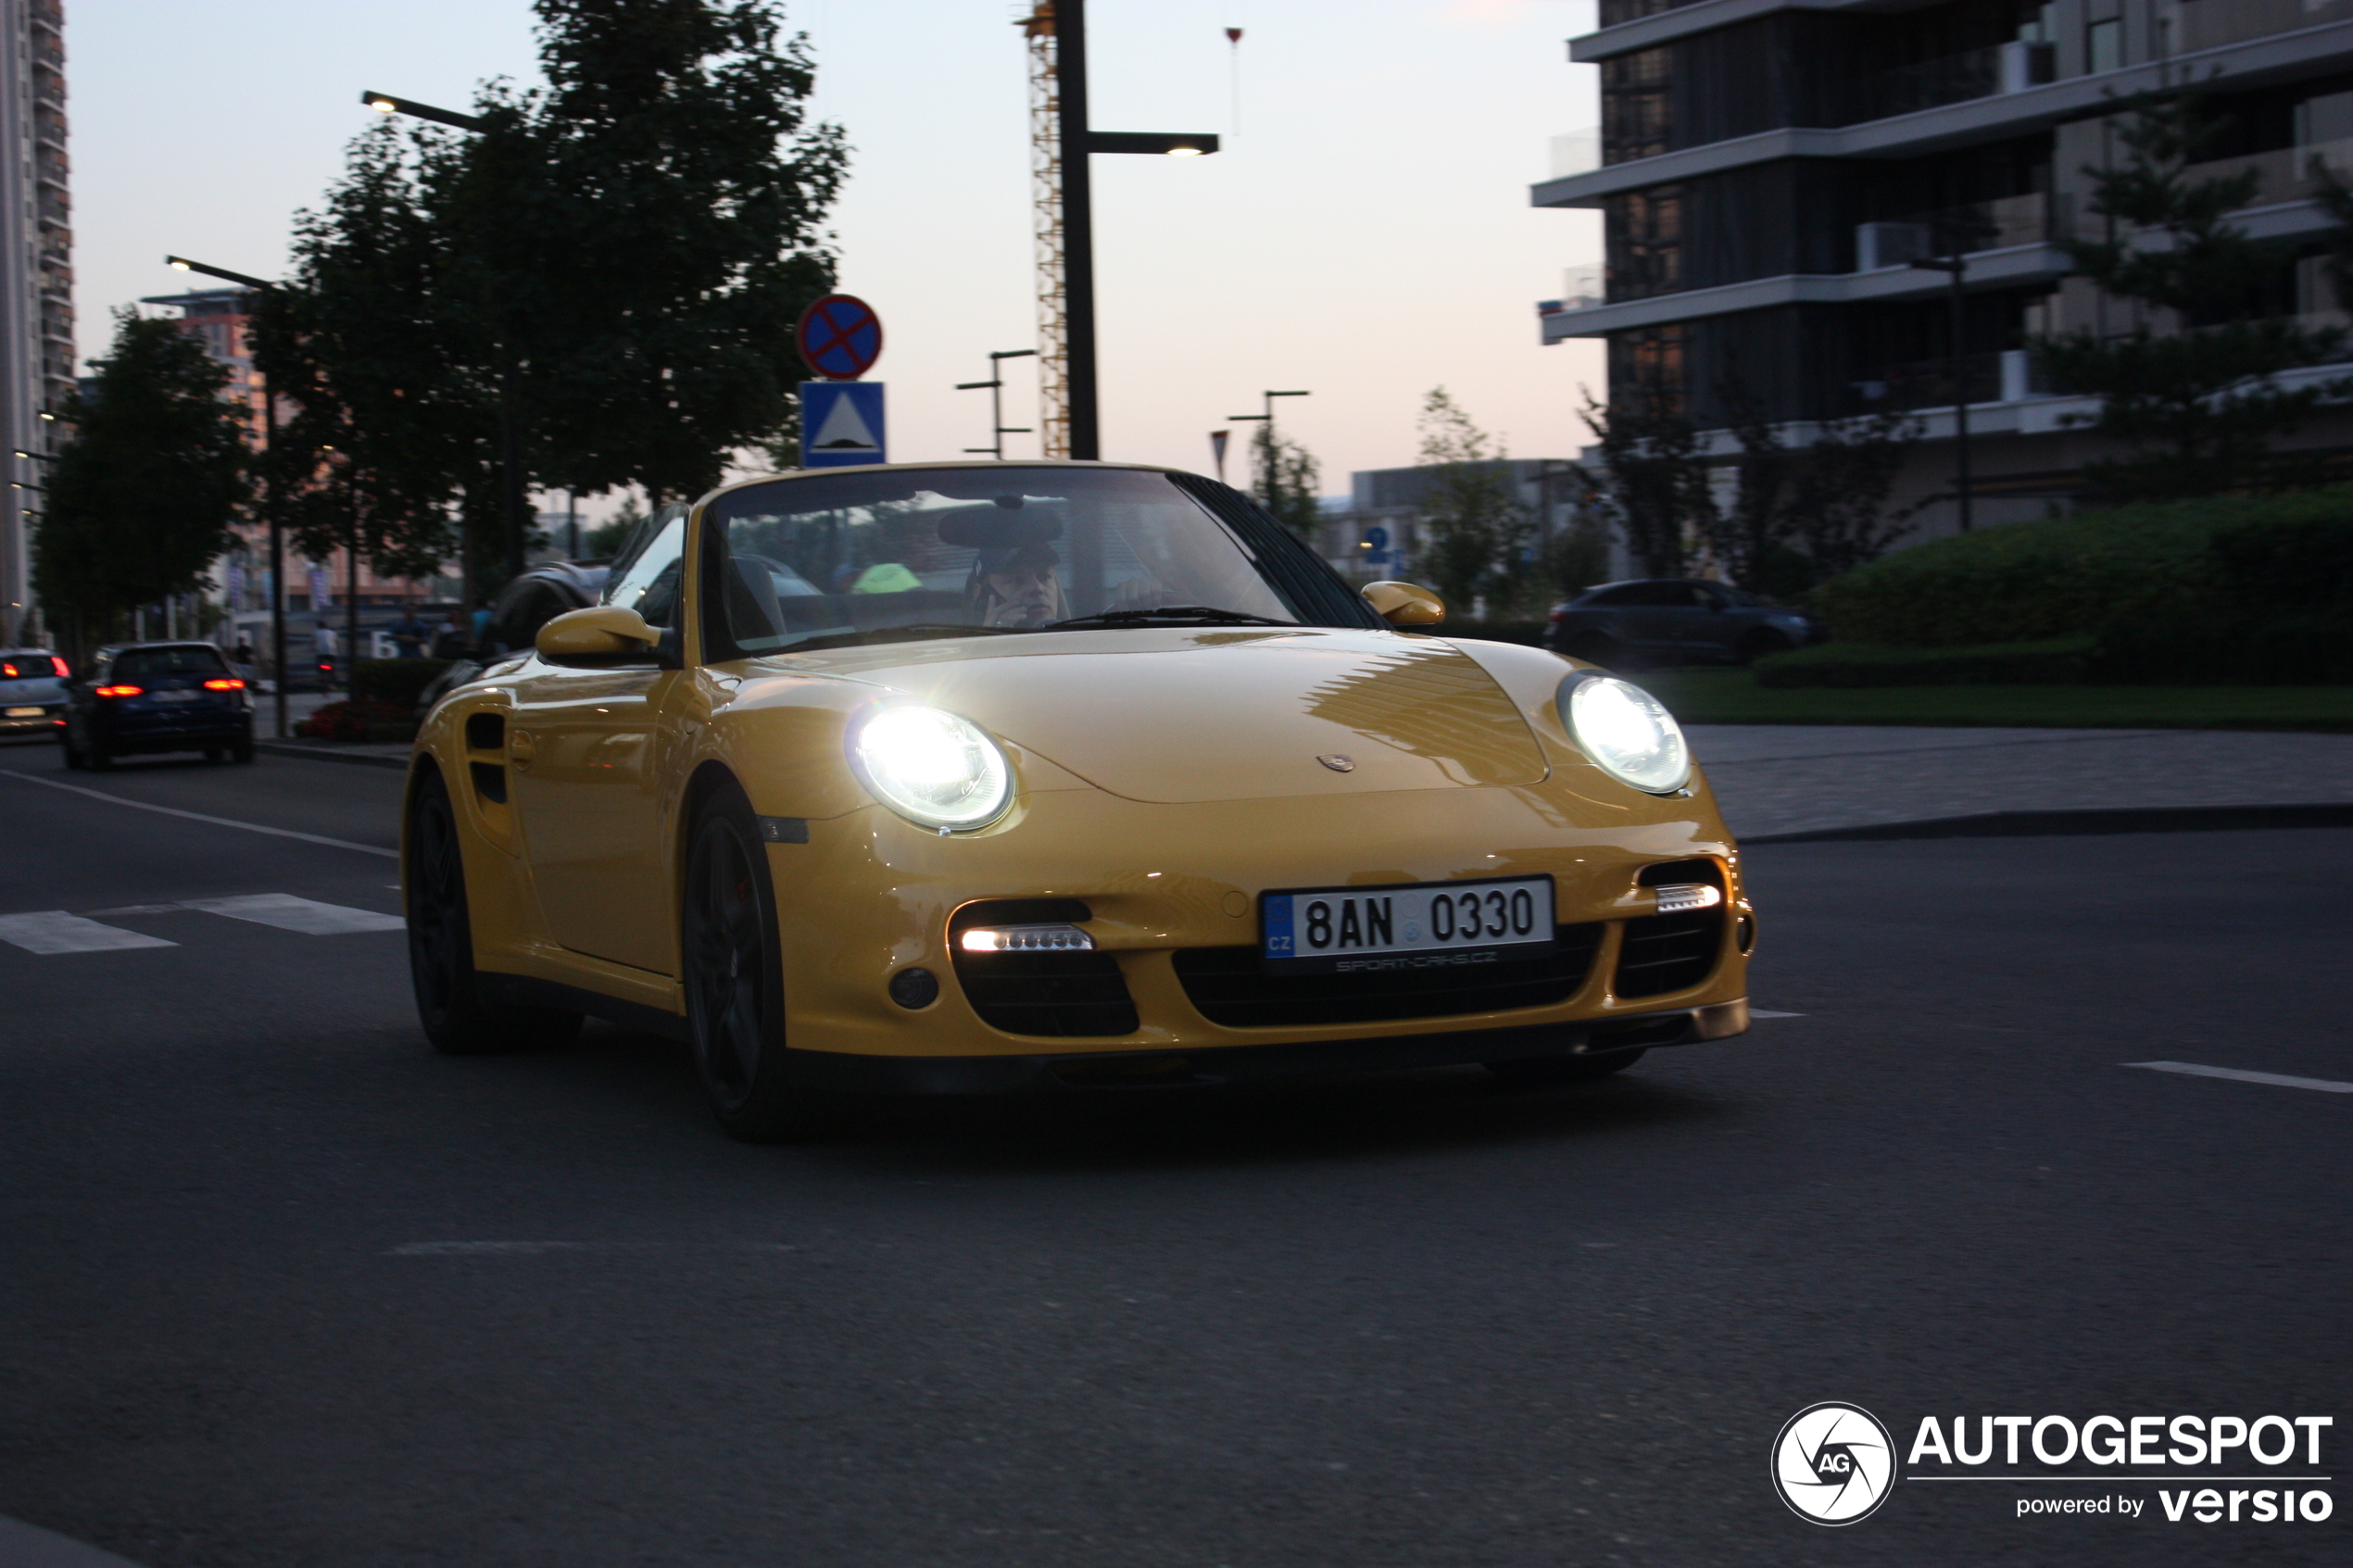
2032;88;2350;499
34;311;250;658
1577;382;1710;579
1784;404;1927;579
1249;423;1322;539
1413;388;1529;613
1705;376;1792;590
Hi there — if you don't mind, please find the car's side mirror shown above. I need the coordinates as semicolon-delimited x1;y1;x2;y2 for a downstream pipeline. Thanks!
1362;581;1445;628
535;606;668;667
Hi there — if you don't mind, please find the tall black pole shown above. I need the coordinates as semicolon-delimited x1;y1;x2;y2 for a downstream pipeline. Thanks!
263;385;287;738
1948;263;1971;533
1057;0;1100;459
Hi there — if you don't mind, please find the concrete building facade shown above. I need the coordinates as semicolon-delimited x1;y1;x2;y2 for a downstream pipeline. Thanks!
0;0;69;645
1535;0;2353;540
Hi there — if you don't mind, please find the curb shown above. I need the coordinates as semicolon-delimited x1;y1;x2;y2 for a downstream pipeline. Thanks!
0;1515;151;1568
1744;802;2353;845
254;740;411;771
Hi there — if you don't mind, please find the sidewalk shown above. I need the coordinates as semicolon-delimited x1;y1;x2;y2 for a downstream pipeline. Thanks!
1689;724;2353;841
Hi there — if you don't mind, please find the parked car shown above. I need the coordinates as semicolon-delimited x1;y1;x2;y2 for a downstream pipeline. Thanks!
62;641;254;769
1547;579;1825;668
0;648;69;739
415;559;615;713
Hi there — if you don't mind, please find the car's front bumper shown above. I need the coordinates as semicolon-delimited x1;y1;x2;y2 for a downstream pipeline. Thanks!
785;998;1750;1094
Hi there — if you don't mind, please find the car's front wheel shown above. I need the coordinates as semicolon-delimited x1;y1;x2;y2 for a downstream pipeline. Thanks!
408;769;580;1055
1738;628;1793;664
684;785;825;1142
1485;1047;1645;1087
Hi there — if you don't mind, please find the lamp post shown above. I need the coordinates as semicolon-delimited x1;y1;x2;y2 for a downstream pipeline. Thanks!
358;91;528;590
1910;252;1972;533
1225;388;1310;513
167;255;291;738
1051;0;1220;458
956;348;1038;458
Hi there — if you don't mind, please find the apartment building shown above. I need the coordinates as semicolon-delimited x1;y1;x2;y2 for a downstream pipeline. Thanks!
1535;0;2353;535
0;0;69;645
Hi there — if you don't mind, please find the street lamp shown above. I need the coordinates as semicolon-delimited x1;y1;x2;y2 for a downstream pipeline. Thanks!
1225;389;1309;512
1050;0;1220;459
1911;253;1973;533
166;254;291;739
359;90;486;132
956;349;1039;459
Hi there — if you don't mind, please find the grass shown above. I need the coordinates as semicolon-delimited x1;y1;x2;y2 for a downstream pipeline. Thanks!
1637;669;2353;732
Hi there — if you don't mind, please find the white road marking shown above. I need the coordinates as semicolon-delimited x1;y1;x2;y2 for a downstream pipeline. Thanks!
0;910;177;955
2126;1060;2353;1095
182;893;404;935
389;1241;592;1256
0;768;399;859
1751;1010;1806;1019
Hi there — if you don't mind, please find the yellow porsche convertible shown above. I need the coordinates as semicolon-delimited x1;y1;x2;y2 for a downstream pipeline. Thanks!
404;461;1752;1139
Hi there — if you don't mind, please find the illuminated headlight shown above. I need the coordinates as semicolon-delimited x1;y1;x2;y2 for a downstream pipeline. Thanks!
1558;672;1692;795
849;704;1012;830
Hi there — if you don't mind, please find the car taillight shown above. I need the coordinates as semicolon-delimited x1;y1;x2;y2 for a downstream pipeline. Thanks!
94;684;143;697
204;677;245;690
51;657;69;677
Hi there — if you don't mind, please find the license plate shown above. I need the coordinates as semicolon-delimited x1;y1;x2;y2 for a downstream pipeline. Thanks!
4;707;39;718
151;690;199;703
1261;876;1554;972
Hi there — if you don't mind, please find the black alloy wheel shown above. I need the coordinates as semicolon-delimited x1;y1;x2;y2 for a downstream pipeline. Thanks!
407;769;580;1055
1485;1047;1646;1087
684;787;823;1142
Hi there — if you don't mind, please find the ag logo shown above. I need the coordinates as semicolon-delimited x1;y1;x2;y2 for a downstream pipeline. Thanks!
1772;1402;1895;1525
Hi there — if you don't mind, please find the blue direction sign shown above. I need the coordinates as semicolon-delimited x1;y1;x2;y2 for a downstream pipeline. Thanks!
796;294;883;381
800;381;887;467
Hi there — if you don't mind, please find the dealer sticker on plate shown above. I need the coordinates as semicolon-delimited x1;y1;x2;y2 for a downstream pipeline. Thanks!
1261;875;1554;973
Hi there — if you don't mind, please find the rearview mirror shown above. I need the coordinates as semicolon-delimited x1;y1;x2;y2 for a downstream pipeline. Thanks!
1361;581;1445;628
535;606;663;666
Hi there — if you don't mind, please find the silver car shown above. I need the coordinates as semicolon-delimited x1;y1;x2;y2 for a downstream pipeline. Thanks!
0;647;69;738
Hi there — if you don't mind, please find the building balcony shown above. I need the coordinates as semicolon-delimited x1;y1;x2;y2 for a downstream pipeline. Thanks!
1855;193;2068;271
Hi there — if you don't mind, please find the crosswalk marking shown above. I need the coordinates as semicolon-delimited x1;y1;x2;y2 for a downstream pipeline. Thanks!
0;910;179;955
180;893;405;935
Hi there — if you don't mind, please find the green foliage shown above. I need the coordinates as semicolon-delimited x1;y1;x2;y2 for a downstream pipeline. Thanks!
2032;89;2350;499
1753;637;2097;688
1577;382;1704;579
349;657;452;711
1414;388;1529;611
1810;486;2353;683
34;311;250;644
1248;422;1322;539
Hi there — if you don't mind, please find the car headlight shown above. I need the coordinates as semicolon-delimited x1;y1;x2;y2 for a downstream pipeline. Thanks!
848;704;1012;830
1557;672;1691;795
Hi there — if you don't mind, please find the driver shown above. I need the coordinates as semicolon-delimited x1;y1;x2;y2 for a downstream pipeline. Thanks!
971;542;1064;628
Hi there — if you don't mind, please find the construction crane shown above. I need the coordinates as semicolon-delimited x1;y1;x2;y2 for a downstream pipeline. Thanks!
1018;4;1070;458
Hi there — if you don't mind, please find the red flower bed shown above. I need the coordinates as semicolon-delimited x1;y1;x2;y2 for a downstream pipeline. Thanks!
295;697;417;742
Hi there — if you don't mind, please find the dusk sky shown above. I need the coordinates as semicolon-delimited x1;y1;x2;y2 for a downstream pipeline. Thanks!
71;0;1605;516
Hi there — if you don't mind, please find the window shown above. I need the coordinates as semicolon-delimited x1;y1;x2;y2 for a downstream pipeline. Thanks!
110;646;227;681
600;505;686;629
2085;18;2121;74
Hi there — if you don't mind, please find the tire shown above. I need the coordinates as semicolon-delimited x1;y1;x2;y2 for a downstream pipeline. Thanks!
60;727;85;770
1566;633;1621;669
203;746;225;763
406;769;582;1055
86;739;114;771
231;734;256;764
683;784;826;1142
1485;1047;1646;1087
1737;628;1793;664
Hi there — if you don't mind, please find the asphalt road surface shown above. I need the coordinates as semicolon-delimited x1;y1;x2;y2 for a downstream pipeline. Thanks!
1;734;2346;1567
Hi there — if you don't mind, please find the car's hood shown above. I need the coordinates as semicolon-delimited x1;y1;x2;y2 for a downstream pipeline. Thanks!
768;627;1549;804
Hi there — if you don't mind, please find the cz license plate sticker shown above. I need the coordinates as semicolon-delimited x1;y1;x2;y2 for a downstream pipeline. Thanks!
1261;876;1554;972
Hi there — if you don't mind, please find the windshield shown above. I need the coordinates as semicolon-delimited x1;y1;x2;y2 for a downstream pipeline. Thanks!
702;466;1374;657
111;646;228;682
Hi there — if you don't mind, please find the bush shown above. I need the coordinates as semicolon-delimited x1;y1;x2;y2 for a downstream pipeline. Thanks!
349;658;450;712
1754;637;2096;687
1811;486;2353;652
296;697;419;744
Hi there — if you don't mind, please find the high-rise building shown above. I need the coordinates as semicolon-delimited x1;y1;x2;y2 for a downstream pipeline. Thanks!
1536;0;2353;538
0;0;70;645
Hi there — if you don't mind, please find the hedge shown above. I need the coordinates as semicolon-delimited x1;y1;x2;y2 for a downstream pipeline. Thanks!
1753;637;2098;687
1811;486;2353;658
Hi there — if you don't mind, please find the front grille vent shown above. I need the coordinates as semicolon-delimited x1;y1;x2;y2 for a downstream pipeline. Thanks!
1613;910;1723;998
950;898;1139;1038
1174;923;1604;1029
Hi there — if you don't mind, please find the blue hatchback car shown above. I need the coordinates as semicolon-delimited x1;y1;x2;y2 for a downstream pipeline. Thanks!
62;642;255;769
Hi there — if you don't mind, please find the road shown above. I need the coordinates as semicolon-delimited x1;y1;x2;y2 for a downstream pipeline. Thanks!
0;734;2346;1567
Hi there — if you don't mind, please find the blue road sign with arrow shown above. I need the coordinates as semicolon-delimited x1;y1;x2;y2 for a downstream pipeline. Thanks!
799;381;887;468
